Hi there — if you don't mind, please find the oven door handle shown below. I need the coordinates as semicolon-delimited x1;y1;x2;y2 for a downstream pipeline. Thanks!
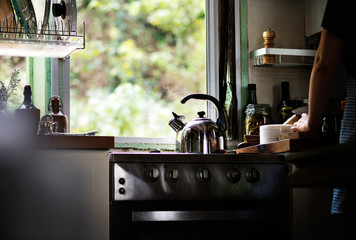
131;210;277;222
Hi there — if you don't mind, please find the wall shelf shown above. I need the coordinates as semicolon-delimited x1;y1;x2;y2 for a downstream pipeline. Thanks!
250;48;316;68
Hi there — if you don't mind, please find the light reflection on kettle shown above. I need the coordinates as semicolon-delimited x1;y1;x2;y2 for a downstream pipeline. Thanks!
169;94;227;154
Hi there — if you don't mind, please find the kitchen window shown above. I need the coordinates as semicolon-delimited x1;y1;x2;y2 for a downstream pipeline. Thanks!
1;0;242;147
68;0;239;144
69;0;208;139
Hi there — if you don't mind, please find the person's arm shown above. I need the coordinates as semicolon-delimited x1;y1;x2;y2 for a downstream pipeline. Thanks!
291;28;344;132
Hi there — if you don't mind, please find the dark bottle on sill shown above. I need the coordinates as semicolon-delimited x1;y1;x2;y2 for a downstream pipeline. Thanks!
277;81;293;123
48;95;68;133
243;83;257;128
15;85;40;135
246;83;257;105
243;83;259;137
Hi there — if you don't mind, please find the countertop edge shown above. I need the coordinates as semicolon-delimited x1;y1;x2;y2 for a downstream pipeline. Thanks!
33;135;115;149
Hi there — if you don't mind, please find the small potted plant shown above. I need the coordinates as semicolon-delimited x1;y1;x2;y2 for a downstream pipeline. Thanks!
0;69;21;114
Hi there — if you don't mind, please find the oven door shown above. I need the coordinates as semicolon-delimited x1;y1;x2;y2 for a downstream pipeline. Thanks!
110;199;290;240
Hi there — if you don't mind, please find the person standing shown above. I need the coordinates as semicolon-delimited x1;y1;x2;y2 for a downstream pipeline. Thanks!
291;0;356;238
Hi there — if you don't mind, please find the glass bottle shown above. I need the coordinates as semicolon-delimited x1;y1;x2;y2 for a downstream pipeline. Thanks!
15;85;40;135
277;81;293;123
48;95;68;133
243;84;258;137
244;104;272;136
247;83;257;105
243;84;257;116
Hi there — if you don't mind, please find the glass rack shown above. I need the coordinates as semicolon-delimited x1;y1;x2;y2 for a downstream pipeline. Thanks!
0;17;85;58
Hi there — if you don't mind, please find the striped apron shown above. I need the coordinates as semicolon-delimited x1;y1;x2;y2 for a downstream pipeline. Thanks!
331;76;356;214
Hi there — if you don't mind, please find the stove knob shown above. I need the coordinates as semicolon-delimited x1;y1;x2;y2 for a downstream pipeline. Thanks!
168;169;179;181
227;169;241;183
198;168;210;181
245;168;259;183
118;178;125;185
147;168;160;182
119;187;125;194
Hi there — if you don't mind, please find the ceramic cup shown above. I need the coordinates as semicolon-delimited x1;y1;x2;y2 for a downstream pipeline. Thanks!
259;124;292;144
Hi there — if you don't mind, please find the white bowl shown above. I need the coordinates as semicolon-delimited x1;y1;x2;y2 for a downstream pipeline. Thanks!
259;124;292;144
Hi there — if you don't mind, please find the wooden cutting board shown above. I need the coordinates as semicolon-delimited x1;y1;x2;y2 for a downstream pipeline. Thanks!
235;132;338;155
279;131;322;140
234;139;299;155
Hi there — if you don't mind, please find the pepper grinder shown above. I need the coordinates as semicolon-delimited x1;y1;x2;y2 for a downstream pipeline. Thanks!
48;95;68;133
262;28;276;64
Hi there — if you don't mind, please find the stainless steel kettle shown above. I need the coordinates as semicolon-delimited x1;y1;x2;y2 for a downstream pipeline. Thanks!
169;94;227;154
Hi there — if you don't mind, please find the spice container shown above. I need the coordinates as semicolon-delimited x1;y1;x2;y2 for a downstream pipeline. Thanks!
262;28;276;64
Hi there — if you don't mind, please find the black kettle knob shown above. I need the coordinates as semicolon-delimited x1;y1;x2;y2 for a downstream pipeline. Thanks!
181;94;226;131
197;111;205;118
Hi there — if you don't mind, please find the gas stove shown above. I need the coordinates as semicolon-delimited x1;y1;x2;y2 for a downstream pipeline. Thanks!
109;152;290;240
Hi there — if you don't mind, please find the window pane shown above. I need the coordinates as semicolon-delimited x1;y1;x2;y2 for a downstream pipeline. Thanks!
70;0;206;138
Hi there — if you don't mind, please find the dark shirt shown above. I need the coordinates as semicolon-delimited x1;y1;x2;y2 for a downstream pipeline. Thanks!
321;0;356;78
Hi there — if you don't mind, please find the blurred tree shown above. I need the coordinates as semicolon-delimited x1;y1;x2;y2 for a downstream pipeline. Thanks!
70;0;206;137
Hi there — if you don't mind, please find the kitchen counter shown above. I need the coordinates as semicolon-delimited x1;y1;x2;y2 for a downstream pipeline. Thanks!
284;144;356;240
34;135;115;149
0;148;111;240
284;142;356;188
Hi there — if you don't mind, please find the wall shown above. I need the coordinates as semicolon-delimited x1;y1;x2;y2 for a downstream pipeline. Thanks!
246;0;346;122
247;0;311;121
305;0;327;36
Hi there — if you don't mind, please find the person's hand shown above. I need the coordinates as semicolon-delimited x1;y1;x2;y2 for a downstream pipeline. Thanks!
290;113;311;132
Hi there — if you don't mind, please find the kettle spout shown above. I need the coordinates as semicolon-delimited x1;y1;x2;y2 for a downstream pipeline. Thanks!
168;112;185;132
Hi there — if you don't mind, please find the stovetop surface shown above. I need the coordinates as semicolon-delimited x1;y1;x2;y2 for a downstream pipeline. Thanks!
110;152;288;201
109;152;285;164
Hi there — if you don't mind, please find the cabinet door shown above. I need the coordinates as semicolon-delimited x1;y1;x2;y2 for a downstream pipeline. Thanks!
0;149;110;240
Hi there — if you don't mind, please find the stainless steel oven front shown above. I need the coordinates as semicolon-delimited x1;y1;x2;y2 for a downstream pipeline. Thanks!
109;152;290;240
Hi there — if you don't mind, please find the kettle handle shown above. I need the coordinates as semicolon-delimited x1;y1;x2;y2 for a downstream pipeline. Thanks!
181;94;226;131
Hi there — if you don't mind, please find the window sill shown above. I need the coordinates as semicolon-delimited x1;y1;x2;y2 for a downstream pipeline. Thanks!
114;137;240;152
114;137;176;151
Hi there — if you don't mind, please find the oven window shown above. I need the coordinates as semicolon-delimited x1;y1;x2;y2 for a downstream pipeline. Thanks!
69;0;207;138
110;200;290;240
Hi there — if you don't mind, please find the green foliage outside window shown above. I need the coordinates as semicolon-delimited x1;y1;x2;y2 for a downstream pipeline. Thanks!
70;0;206;137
